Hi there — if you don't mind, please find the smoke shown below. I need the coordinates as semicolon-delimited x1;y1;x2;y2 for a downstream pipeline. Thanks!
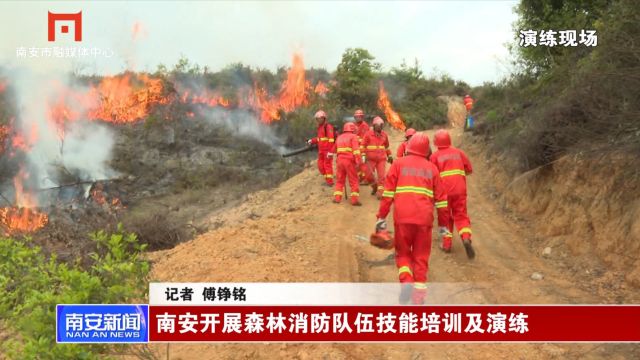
175;78;289;153
201;107;287;153
61;121;115;181
8;68;116;205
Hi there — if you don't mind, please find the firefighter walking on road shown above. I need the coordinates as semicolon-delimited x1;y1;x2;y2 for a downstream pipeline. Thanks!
430;129;475;259
354;109;372;184
375;132;449;304
307;110;336;186
363;117;393;199
333;122;363;206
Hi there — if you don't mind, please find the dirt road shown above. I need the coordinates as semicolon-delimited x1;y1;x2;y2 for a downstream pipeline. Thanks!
148;128;639;359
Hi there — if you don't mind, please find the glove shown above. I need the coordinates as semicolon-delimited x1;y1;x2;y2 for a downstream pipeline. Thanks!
439;227;451;238
375;218;387;232
327;153;334;158
362;155;366;163
387;156;394;164
306;139;313;145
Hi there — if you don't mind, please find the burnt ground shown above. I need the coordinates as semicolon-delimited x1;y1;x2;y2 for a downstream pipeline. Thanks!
5;113;309;264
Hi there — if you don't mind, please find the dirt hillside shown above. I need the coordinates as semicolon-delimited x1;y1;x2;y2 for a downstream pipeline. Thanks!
148;128;639;359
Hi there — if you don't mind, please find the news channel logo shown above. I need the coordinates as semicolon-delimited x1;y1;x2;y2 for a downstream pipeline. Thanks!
56;304;149;343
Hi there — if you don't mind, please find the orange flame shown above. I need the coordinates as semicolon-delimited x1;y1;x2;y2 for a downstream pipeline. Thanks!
0;167;48;234
10;122;38;156
246;52;312;123
91;185;124;210
314;81;328;96
278;53;310;112
377;81;406;131
91;187;107;205
0;207;49;234
250;85;281;123
180;88;230;108
87;74;169;124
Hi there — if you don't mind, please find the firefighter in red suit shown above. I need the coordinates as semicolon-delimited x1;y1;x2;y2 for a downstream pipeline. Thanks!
376;132;449;304
354;109;372;184
396;128;417;158
307;110;336;186
430;129;475;259
463;94;474;115
333;122;363;206
363;117;392;199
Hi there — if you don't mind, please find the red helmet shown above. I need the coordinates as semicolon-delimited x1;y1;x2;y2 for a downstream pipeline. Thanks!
434;129;451;149
465;94;470;98
372;117;384;126
354;109;365;118
405;128;416;139
343;122;356;133
407;132;430;157
314;110;327;119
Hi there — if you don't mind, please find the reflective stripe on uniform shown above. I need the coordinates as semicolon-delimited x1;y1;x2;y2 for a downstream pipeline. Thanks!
353;150;361;155
435;200;448;208
366;145;386;150
328;139;334;143
350;192;359;197
337;147;353;152
395;186;434;197
414;282;427;290
440;169;466;177
382;190;395;198
325;174;333;179
459;227;472;235
398;266;413;276
333;191;343;196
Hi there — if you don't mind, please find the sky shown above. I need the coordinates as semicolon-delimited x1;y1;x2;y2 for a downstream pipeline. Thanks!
0;1;519;86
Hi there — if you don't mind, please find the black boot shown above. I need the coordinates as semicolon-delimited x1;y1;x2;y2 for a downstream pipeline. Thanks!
463;239;475;260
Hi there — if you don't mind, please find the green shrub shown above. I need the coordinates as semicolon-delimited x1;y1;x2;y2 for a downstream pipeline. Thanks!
0;226;150;359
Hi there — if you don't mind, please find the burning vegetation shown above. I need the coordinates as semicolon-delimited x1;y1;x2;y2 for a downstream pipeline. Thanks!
377;81;406;131
0;50;413;241
0;167;48;235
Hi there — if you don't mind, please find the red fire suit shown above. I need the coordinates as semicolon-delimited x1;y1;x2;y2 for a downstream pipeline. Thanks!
430;146;473;247
333;132;362;205
362;129;391;197
309;121;336;185
397;141;408;158
355;120;372;182
377;154;448;304
463;96;474;112
397;141;432;159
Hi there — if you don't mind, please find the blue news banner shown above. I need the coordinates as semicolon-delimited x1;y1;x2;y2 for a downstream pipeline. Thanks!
56;304;149;343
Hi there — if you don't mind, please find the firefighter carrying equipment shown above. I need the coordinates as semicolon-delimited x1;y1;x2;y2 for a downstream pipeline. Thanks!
309;117;336;185
376;133;449;304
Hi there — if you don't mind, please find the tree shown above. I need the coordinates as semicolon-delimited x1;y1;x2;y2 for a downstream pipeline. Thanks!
390;59;424;84
331;48;380;110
